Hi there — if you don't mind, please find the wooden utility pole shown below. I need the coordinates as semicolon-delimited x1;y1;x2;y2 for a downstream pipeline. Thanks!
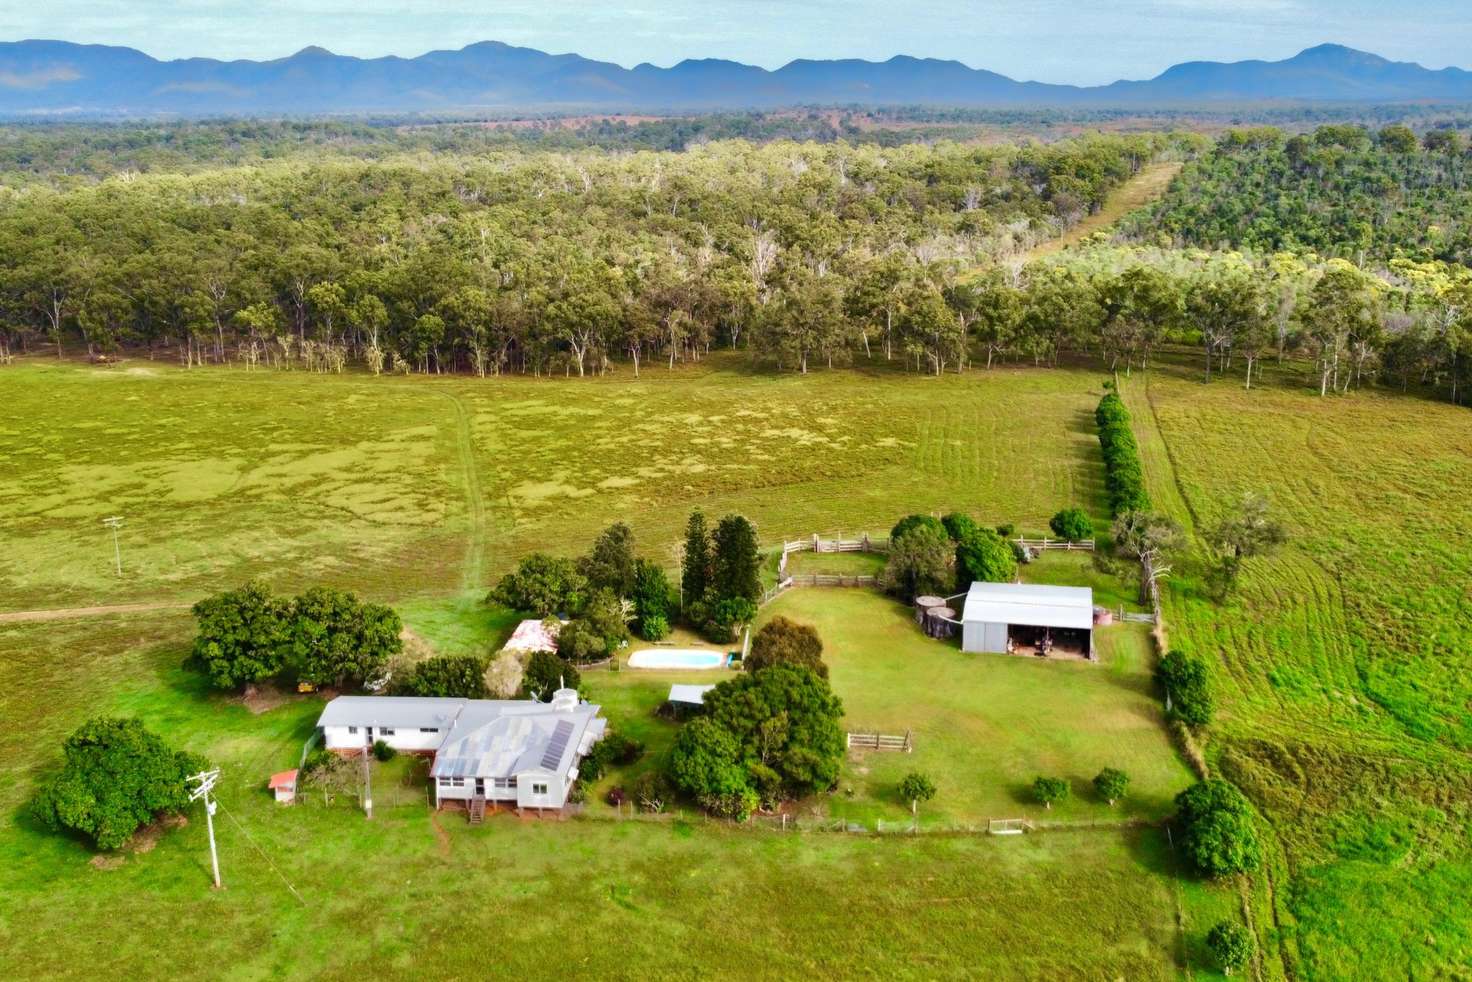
186;768;222;889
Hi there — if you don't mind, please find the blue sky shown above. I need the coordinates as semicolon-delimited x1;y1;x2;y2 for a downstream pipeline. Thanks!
9;1;1471;86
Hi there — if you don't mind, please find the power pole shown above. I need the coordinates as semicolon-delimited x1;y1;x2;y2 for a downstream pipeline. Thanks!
101;516;124;576
186;768;222;889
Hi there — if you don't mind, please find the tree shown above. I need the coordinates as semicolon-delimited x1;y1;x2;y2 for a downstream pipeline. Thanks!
710;514;761;604
395;655;488;698
1033;776;1069;809
891;513;945;542
522;649;581;698
1049;507;1093;542
1206;493;1288;597
955;527;1017;587
670;665;845;812
898;771;937;818
190;581;290;690
579;522;637;597
1377;125;1418;155
1206;921;1255;976
1112;510;1184;605
680;510;711;607
940;512;980;543
31;717;207;850
880;524;953;602
1155;649;1214;726
1174;780;1262;878
556;589;630;664
632;559;674;641
1302;262;1381;396
1093;767;1130;806
746;616;826;677
491;554;587;617
287;586;401;689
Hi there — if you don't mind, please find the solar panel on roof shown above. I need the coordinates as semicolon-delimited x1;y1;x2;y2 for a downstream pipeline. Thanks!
539;720;574;770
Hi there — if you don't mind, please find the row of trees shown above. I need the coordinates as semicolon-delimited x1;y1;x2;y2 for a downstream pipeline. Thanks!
0;135;1166;370
190;581;402;691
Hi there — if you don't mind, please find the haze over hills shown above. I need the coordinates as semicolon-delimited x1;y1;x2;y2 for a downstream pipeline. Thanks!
1;39;1471;116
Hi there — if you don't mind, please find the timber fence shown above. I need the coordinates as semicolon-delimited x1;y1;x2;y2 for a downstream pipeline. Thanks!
845;729;914;753
1013;536;1095;552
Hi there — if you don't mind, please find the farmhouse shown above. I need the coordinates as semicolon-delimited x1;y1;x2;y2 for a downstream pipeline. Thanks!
961;582;1095;660
315;689;606;811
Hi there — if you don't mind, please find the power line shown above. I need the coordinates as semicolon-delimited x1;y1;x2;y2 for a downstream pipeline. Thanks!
214;797;308;908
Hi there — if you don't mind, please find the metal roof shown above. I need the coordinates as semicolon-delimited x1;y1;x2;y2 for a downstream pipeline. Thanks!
668;684;717;706
962;581;1094;630
315;695;466;730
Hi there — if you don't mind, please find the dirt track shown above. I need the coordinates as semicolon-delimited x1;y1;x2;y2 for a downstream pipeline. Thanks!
0;601;193;624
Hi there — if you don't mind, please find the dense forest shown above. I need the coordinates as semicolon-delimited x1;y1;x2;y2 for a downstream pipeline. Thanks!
0;134;1170;373
1127;123;1472;264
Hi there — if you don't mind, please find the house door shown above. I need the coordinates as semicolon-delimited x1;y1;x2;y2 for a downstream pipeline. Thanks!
474;778;485;797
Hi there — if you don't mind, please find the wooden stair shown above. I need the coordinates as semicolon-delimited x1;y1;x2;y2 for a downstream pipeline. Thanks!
468;796;486;825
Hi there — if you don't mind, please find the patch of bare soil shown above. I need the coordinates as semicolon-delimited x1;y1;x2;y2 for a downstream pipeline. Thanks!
241;684;292;715
399;625;437;662
90;854;125;871
129;814;188;854
429;811;451;859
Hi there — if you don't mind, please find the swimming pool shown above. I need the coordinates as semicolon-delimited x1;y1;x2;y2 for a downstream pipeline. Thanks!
626;648;730;670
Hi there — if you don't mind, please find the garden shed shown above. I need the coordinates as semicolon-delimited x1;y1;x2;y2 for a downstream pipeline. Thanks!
961;582;1095;660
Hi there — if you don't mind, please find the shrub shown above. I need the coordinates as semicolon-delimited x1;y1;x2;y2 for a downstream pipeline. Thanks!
372;739;396;762
1155;649;1214;726
1050;507;1094;541
703;596;756;644
631;770;675;813
639;613;670;642
1206;921;1255;976
31;717;207;851
490;553;587;617
1174;780;1262;877
940;512;980;542
606;786;626;807
523;650;581;698
580;731;645;782
955;527;1017;587
394;654;488;698
994;523;1016;538
880;524;953;601
745;616;826;677
1033;776;1069;809
1093;767;1130;805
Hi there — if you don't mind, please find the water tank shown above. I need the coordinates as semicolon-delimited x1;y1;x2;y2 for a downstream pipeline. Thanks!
914;595;945;625
551;687;579;712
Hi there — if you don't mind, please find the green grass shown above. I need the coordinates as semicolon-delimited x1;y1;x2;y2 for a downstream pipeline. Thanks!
0;612;1185;980
1120;356;1472;978
785;550;888;577
752;587;1192;825
0;356;1108;611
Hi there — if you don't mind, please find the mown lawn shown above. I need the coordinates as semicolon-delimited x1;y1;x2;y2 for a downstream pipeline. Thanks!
1122;357;1472;978
0;612;1184;980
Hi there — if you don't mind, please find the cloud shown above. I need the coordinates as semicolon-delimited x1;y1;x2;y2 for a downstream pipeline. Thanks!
0;66;83;89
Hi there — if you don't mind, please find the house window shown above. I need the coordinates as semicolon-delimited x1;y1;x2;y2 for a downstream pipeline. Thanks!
494;777;518;789
450;777;465;788
379;727;396;736
419;727;438;733
531;782;549;796
438;778;450;787
347;726;358;734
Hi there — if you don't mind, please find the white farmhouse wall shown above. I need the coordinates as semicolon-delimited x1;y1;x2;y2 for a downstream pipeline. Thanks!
323;724;445;753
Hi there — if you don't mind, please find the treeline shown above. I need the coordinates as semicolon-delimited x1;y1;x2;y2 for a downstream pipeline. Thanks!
1127;122;1472;264
0;135;1170;372
1095;390;1150;516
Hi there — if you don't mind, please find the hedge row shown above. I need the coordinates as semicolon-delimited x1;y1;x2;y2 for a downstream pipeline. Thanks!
1096;391;1151;516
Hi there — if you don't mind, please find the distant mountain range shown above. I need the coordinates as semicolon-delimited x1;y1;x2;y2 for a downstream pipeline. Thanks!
2;40;1471;116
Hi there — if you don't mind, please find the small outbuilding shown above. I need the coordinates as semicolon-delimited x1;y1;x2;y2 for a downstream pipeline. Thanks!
268;769;298;804
961;582;1095;660
667;684;716;707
